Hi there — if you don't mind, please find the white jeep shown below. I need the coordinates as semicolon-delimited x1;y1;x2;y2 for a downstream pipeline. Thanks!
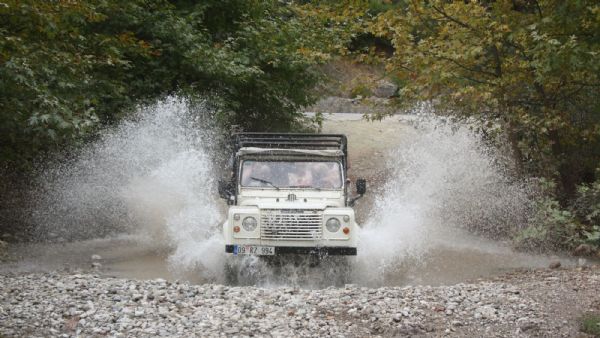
218;133;366;276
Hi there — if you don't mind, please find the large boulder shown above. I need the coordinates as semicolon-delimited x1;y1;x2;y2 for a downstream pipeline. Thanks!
573;243;594;256
372;79;397;98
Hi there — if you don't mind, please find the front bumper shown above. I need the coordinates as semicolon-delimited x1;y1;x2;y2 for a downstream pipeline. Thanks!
225;245;357;256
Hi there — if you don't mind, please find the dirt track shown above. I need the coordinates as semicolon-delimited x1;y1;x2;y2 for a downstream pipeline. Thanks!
320;113;418;223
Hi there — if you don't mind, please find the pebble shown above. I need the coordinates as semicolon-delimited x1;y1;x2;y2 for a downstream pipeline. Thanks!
0;269;598;337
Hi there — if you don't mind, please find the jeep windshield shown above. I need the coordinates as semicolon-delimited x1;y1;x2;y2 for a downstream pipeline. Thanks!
240;160;342;189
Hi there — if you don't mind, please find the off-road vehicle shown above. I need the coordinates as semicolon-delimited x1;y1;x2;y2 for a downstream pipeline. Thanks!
218;133;365;284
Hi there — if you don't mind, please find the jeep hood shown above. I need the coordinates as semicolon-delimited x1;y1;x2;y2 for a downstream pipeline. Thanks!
237;188;345;209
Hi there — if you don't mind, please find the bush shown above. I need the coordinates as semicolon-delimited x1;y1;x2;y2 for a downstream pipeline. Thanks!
517;176;600;252
0;0;331;167
348;76;374;98
574;171;600;247
516;179;579;251
580;313;600;337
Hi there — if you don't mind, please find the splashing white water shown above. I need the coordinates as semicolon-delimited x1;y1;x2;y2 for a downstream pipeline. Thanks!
354;112;533;285
215;112;538;288
29;100;554;288
33;96;225;279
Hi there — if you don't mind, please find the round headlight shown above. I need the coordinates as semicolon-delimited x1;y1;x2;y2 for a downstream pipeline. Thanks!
242;216;258;232
326;217;341;232
343;215;350;222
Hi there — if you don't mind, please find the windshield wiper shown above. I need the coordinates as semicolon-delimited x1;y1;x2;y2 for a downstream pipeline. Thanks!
250;176;279;189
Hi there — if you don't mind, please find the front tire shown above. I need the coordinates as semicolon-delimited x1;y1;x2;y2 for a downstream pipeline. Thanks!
223;258;239;285
223;256;267;286
322;255;354;286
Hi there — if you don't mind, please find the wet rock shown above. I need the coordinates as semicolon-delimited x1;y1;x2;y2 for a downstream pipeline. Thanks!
573;244;594;256
548;261;561;269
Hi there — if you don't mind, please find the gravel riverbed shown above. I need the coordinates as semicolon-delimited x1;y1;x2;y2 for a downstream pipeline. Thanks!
1;266;599;337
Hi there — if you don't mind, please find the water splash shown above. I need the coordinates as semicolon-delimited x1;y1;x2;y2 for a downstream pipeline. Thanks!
355;111;534;286
32;96;225;279
27;100;559;288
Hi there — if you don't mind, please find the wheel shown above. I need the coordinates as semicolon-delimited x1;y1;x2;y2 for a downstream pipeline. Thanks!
224;256;267;286
223;258;239;285
321;255;354;286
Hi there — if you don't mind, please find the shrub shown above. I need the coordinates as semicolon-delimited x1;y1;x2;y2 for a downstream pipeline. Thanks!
516;179;579;251
580;313;600;337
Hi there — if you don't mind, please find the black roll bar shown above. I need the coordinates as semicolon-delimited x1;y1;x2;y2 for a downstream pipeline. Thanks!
233;133;347;157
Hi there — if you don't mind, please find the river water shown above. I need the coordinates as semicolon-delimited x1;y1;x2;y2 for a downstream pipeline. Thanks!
3;98;576;288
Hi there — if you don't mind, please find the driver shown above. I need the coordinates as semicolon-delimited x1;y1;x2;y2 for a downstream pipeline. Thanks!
313;162;340;189
287;162;314;187
242;161;273;187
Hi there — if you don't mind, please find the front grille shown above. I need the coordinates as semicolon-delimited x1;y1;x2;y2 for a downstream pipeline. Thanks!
260;209;323;240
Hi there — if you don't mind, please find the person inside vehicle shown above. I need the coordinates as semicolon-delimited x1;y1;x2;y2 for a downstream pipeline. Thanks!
287;162;314;187
312;162;341;189
241;161;273;187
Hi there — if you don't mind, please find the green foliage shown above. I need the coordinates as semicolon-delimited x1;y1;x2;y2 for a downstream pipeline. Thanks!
0;0;330;166
584;226;600;247
301;0;600;251
516;179;579;250
0;1;121;163
517;175;600;251
574;170;600;246
369;1;600;197
574;171;600;226
347;76;374;98
580;313;600;337
296;1;600;251
365;1;405;15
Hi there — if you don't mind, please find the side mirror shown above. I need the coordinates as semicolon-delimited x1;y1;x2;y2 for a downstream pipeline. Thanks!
218;180;233;199
356;178;366;195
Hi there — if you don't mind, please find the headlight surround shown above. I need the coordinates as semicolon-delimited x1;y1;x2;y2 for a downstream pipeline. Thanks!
325;217;341;233
242;216;258;232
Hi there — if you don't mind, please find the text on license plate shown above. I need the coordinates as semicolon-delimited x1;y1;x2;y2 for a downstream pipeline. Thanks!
233;245;275;256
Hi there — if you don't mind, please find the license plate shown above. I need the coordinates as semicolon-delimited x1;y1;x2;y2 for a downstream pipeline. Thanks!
233;245;275;256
